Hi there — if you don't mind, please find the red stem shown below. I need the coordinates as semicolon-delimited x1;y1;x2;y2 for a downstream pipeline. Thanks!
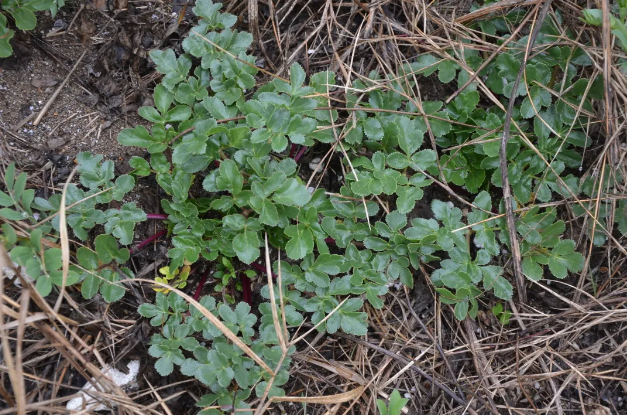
294;146;307;162
250;262;277;279
193;269;211;301
289;144;298;158
146;213;168;220
240;273;252;305
130;229;167;253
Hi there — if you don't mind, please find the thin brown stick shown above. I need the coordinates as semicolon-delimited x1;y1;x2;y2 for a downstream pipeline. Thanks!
33;50;87;126
499;0;553;304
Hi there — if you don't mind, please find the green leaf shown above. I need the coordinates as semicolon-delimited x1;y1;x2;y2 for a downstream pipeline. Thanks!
36;275;52;296
43;248;62;271
233;230;260;264
285;224;314;260
118;126;165;153
100;269;126;303
339;305;368;335
522;256;544;281
165;106;192;123
112;175;135;201
387;390;410;415
581;9;603;26
272;179;311;206
438;60;458;83
0;208;24;221
363;118;384;141
454;301;468;320
11;7;37;31
0;190;13;206
139;106;163;123
386;210;407;232
216;160;244;195
396;116;424;156
481;266;513;300
0;22;15;58
256;199;279;226
81;274;101;300
155;356;174;376
364;237;388;251
153;84;174;114
128;157;151;176
547;239;584;278
95;234;129;264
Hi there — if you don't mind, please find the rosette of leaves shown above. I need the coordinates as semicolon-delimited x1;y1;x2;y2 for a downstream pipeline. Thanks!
0;155;140;298
499;207;585;281
33;153;141;244
139;294;293;415
404;197;512;320
74;235;130;303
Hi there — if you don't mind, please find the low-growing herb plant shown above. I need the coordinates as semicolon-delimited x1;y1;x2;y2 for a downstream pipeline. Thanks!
2;0;626;412
377;389;409;415
491;303;512;325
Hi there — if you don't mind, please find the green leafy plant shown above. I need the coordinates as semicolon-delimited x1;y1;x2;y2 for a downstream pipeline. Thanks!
139;292;295;414
2;154;139;299
491;303;512;325
4;0;625;412
377;390;409;415
0;0;65;57
114;0;603;328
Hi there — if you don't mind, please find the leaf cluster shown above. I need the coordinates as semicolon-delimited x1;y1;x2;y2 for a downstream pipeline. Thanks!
0;0;64;57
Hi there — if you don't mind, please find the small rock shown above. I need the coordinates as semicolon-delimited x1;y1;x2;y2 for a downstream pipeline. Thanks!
47;137;66;150
53;19;67;30
32;75;59;88
309;157;323;173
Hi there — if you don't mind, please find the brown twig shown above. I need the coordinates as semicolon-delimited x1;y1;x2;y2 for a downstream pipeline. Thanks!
499;0;553;304
33;50;88;126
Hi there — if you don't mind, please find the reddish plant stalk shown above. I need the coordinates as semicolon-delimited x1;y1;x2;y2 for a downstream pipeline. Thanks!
240;274;252;305
294;146;307;162
289;144;298;158
193;269;211;301
130;229;167;253
146;213;169;220
250;262;277;279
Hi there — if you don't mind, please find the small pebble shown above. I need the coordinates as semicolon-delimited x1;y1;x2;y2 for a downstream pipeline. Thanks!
309;157;323;173
53;19;67;30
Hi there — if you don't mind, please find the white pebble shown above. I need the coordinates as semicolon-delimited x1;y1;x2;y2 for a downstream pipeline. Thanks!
309;157;323;173
66;360;140;411
447;201;454;208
